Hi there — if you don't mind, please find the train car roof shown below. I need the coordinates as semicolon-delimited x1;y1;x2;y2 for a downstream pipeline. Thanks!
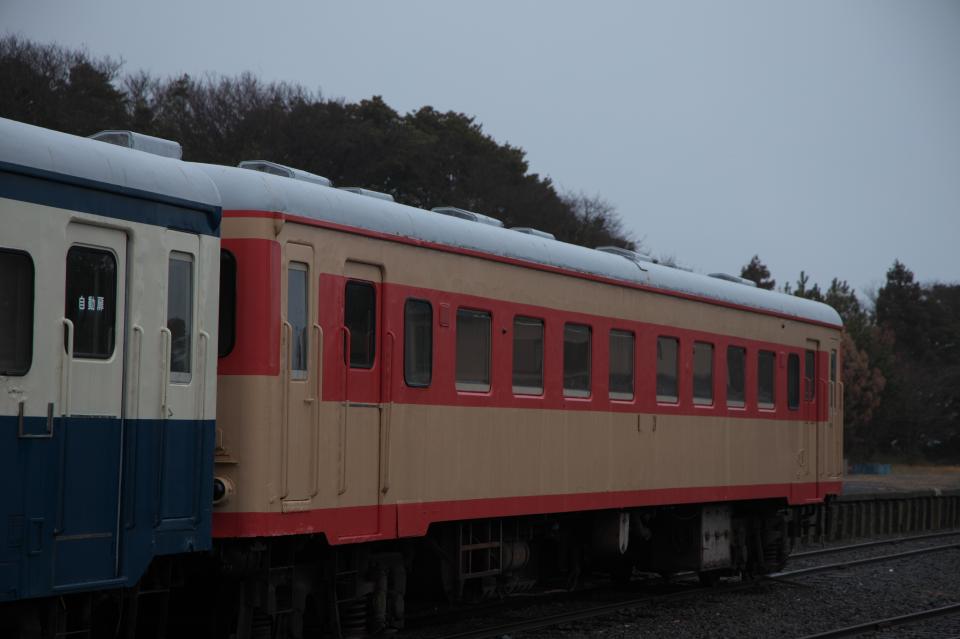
0;118;221;212
200;163;842;328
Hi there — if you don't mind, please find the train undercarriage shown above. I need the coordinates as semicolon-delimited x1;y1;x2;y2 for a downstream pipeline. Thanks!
1;500;817;639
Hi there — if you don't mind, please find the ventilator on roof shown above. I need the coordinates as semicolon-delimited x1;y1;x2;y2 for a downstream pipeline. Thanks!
89;130;183;160
238;160;332;187
596;246;655;263
432;206;504;228
511;227;555;240
338;187;395;202
709;273;758;287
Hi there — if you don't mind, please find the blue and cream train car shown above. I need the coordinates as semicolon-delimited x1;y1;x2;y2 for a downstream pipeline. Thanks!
0;118;219;605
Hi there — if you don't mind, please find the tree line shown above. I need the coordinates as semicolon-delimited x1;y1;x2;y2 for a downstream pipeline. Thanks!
741;256;959;463
0;35;633;250
3;36;956;463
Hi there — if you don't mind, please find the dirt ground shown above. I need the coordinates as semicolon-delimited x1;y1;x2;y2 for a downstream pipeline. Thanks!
843;464;960;494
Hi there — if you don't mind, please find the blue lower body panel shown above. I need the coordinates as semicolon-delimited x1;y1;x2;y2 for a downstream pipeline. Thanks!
0;416;214;602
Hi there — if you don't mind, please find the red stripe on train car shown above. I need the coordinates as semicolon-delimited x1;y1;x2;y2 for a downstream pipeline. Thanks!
212;481;843;541
222;210;842;330
218;238;282;376
217;240;836;422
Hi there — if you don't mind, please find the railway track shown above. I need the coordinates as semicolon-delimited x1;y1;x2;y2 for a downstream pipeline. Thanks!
797;603;960;638
410;530;960;639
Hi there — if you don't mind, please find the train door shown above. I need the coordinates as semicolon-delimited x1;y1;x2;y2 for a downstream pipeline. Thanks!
54;223;127;588
157;232;208;528
827;346;843;480
341;261;383;536
804;340;821;488
282;243;319;506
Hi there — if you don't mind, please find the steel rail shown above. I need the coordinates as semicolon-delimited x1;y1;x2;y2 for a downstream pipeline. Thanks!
796;602;960;639
792;529;960;559
774;542;960;579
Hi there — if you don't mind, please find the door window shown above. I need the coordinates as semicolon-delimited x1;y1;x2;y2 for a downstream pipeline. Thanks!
288;263;309;378
345;281;376;369
168;253;194;382
788;353;800;410
804;350;816;401
65;246;117;359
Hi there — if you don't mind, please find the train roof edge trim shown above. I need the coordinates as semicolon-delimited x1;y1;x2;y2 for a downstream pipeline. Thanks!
199;162;843;328
0;118;222;214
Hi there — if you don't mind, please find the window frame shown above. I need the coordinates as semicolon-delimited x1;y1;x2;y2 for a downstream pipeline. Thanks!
804;349;816;402
563;322;592;398
168;251;195;384
345;280;377;370
787;352;801;410
692;341;714;406
0;248;34;376
455;307;492;393
287;261;309;380
656;336;680;403
757;349;776;410
512;315;544;396
218;249;237;359
64;245;118;360
608;329;635;401
726;345;746;408
403;298;433;388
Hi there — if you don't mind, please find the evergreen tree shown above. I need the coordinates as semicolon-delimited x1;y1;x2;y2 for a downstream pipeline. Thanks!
740;255;776;289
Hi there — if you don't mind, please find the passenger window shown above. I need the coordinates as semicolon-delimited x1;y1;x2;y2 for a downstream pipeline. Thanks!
65;246;117;359
788;353;800;410
288;263;309;378
218;250;237;358
758;350;776;409
726;346;746;408
168;253;194;382
564;323;591;397
0;249;34;376
804;350;816;401
456;309;491;392
345;281;376;369
693;341;714;405
404;299;432;387
513;316;544;395
656;336;679;403
609;330;634;400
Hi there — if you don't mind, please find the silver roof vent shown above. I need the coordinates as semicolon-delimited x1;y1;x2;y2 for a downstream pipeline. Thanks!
432;206;504;228
511;227;555;240
338;187;395;202
596;246;655;263
89;130;182;160
238;160;332;187
709;273;758;287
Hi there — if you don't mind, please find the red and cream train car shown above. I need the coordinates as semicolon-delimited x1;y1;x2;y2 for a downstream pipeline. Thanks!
198;161;843;633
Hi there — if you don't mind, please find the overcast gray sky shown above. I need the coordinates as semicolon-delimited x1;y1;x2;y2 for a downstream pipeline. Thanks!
4;0;958;295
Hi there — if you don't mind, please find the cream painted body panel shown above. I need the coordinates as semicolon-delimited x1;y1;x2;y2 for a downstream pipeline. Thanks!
215;219;843;526
0;196;219;424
